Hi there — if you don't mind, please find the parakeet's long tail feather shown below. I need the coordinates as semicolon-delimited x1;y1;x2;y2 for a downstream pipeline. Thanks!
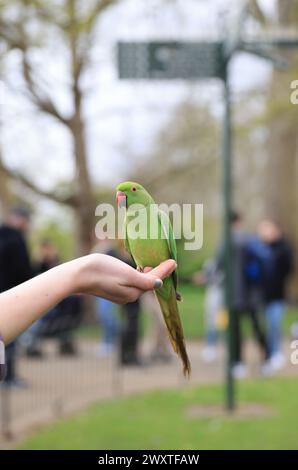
155;289;191;377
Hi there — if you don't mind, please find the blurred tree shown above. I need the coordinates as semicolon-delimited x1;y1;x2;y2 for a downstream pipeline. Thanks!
0;30;13;217
0;0;120;254
0;165;14;217
130;100;221;278
132;100;220;209
264;0;298;296
248;0;267;25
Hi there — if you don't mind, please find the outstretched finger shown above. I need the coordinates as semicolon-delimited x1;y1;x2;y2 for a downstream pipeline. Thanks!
127;259;176;292
148;259;177;280
134;259;177;291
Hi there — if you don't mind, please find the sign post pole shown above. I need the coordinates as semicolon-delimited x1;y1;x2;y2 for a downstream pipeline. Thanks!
222;66;235;411
117;29;298;413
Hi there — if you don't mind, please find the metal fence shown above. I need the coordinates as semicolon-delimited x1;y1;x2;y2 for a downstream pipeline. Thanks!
0;330;118;440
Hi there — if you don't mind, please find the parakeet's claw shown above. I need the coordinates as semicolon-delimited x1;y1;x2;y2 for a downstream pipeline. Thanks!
136;266;144;273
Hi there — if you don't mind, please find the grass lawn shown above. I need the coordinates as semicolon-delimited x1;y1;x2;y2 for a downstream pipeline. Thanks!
20;377;298;450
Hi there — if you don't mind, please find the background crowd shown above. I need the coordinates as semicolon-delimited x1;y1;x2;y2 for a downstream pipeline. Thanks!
197;211;293;378
0;205;294;388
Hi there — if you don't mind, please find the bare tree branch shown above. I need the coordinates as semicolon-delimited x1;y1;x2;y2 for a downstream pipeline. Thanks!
0;158;78;207
0;19;25;49
248;0;267;25
0;17;71;126
21;53;72;126
139;152;217;193
0;0;121;254
71;0;121;74
84;0;120;34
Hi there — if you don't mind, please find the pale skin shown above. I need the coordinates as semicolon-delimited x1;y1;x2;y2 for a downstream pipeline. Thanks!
0;254;176;344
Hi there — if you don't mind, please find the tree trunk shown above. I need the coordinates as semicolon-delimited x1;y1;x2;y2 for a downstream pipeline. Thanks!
265;0;298;298
68;0;95;256
0;167;13;218
70;104;95;256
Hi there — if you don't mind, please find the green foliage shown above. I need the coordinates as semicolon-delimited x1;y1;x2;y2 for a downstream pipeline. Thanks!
19;377;298;450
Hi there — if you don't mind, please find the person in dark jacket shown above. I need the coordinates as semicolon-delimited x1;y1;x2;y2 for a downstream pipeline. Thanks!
24;239;82;357
217;211;268;378
258;219;293;371
22;239;60;357
93;239;120;356
0;207;32;387
117;245;143;367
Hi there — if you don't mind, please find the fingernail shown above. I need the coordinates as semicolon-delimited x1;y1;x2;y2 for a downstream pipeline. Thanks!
154;279;163;289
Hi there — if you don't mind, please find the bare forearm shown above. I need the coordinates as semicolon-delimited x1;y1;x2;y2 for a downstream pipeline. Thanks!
0;254;175;345
0;260;77;344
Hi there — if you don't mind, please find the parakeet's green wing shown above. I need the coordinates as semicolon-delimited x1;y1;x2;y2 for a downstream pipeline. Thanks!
157;210;177;261
124;221;132;256
158;210;181;300
124;217;138;267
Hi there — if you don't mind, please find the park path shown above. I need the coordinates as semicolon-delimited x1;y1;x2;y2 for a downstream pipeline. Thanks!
1;338;297;446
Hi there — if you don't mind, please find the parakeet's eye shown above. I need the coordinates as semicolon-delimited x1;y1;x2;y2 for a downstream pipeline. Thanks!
131;187;137;192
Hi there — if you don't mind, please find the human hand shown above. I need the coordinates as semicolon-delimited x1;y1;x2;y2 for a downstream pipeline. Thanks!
75;254;176;304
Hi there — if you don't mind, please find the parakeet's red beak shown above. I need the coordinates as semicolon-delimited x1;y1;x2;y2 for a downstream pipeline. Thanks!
116;191;127;208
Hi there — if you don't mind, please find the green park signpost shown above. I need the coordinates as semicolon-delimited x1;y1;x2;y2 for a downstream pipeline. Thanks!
117;8;298;412
118;41;224;80
118;38;236;411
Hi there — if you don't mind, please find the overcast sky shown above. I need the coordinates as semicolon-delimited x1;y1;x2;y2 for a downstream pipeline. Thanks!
1;0;278;220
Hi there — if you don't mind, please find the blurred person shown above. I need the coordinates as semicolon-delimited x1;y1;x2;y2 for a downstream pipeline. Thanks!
35;241;82;356
23;240;82;357
120;296;142;366
53;294;83;356
0;207;32;388
193;259;224;363
142;291;172;364
118;244;143;367
35;238;60;273
0;255;176;384
258;219;293;371
217;211;269;379
22;239;60;357
93;239;120;356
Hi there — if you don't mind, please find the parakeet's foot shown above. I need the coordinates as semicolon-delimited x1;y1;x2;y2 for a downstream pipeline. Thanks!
136;266;144;273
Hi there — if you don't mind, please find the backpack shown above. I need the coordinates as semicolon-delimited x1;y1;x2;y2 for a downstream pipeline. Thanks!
244;238;263;285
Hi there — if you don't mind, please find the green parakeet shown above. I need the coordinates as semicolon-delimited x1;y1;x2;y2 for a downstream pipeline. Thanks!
116;181;191;377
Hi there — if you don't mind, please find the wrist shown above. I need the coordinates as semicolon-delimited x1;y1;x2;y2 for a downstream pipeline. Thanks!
59;258;86;296
69;254;102;295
